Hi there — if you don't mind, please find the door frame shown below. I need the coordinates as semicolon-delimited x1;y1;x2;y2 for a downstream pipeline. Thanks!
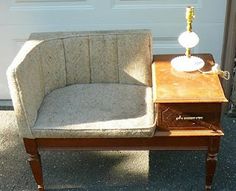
221;0;236;112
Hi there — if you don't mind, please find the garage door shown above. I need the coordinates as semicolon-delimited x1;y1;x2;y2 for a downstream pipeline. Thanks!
0;0;227;99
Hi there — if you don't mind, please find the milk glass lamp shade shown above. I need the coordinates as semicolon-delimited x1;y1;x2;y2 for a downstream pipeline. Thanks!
178;31;199;48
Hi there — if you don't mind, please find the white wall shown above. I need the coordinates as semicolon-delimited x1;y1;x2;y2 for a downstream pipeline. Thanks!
0;0;227;99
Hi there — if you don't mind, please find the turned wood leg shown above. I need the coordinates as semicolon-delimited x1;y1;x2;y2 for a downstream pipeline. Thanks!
205;137;220;191
23;138;45;191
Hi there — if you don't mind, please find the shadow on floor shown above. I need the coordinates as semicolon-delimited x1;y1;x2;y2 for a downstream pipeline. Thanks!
0;111;235;191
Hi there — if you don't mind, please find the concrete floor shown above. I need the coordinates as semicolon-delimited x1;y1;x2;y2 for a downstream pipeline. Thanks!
0;110;235;191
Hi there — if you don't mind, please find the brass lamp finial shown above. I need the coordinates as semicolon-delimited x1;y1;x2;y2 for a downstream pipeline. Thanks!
185;6;195;58
186;6;195;32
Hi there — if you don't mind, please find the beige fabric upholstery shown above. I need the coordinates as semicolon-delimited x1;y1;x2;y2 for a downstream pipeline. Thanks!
89;34;119;83
117;33;152;86
33;84;155;138
7;29;155;139
39;39;66;95
7;41;44;138
29;30;152;87
63;36;90;85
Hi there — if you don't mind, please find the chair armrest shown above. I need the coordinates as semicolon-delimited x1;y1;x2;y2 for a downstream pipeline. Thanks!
7;40;45;138
151;61;158;103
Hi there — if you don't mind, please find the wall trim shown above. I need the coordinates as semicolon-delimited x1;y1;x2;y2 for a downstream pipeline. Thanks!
112;0;202;10
11;0;95;11
221;0;236;113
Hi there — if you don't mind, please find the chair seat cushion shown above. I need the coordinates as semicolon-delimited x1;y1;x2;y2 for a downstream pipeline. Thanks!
32;83;155;138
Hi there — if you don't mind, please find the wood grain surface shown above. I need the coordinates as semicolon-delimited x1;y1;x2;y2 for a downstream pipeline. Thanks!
152;54;228;103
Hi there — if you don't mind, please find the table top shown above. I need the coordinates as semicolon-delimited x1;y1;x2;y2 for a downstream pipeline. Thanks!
152;54;228;103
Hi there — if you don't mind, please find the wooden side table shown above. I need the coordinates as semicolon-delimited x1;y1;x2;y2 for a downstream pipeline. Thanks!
152;54;227;190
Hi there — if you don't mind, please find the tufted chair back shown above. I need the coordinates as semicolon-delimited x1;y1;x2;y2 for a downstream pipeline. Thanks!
30;30;152;94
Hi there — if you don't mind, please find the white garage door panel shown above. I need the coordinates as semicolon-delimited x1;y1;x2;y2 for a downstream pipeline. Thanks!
1;1;225;25
0;0;226;99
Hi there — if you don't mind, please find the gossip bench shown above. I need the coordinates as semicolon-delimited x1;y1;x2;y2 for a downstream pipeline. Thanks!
7;30;225;191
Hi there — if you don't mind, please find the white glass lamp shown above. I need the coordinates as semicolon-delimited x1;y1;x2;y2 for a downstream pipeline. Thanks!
171;6;205;72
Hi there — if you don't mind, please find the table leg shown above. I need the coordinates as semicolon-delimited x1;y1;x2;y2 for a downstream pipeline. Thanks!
205;137;220;191
24;139;45;191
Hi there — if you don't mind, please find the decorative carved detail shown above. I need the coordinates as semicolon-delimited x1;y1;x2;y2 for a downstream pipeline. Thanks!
205;185;212;191
205;137;221;190
28;153;40;162
38;185;45;191
207;153;218;161
157;103;220;130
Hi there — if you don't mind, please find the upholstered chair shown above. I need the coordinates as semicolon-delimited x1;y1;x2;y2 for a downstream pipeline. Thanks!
7;30;156;191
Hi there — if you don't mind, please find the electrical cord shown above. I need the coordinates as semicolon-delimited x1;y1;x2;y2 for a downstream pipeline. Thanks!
198;63;230;80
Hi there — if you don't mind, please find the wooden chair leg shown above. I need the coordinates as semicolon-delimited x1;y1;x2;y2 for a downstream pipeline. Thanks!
24;138;45;191
205;137;220;191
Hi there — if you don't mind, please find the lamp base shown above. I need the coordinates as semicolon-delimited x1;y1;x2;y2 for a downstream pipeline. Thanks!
171;56;205;72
